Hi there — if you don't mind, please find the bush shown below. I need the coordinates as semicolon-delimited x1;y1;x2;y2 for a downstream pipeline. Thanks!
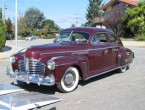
44;34;56;39
136;34;145;41
0;20;6;51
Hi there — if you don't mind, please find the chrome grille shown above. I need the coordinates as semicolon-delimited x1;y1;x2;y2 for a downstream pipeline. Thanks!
19;59;45;74
19;60;25;72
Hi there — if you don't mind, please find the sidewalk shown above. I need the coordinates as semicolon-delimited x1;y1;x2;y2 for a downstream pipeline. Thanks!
0;40;145;61
0;44;23;61
122;41;145;48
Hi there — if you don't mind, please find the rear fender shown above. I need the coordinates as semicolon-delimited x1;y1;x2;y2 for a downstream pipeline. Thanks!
118;47;134;66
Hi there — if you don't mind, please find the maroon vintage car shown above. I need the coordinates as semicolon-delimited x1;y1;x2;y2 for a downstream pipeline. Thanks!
7;27;134;93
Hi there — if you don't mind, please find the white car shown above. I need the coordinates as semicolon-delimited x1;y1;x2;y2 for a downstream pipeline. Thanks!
26;35;36;41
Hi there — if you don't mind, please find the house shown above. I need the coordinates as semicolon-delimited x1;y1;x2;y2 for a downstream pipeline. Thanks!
102;0;138;11
93;0;138;26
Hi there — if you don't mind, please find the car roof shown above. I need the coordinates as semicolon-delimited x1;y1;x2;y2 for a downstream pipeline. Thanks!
61;27;113;34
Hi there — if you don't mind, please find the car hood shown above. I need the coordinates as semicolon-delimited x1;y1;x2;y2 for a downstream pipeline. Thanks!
25;42;87;59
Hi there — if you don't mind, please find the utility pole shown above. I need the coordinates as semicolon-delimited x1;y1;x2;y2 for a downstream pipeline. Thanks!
15;0;18;52
74;13;78;27
2;0;5;24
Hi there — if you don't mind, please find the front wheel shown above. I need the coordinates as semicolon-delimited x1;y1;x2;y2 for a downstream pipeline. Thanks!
118;65;128;73
57;67;79;93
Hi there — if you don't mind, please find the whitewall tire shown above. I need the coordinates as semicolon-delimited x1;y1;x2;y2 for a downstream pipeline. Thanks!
119;65;128;73
57;67;79;93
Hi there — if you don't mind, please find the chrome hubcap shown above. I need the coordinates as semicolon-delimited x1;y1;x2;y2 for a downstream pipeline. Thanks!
64;71;75;87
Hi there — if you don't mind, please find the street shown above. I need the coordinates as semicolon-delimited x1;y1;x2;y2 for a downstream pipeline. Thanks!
0;47;145;110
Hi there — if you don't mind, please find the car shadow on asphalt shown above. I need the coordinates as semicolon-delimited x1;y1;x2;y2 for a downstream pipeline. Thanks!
11;82;58;95
79;70;119;86
10;70;120;94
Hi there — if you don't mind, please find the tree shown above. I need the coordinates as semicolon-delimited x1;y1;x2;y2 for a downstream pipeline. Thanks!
0;20;6;51
24;7;45;29
42;19;60;31
103;5;125;37
86;0;103;27
71;24;75;27
5;18;13;33
125;2;145;35
18;16;27;36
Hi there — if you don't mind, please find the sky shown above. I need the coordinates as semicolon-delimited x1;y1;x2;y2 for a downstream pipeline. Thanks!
1;0;108;28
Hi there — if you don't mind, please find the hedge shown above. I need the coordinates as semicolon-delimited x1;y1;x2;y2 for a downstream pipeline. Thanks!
0;20;6;52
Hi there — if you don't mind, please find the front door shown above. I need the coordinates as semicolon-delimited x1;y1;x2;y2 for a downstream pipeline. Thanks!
89;33;112;76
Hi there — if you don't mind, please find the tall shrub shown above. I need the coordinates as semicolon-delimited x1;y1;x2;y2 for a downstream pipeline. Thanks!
125;2;145;37
86;0;103;26
0;20;6;51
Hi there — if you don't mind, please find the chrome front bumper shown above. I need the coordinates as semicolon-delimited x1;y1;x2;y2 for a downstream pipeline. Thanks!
6;67;55;86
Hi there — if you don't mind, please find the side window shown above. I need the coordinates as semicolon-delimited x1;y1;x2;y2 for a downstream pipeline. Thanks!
109;34;118;43
92;33;108;45
70;32;89;43
98;33;107;43
92;34;100;45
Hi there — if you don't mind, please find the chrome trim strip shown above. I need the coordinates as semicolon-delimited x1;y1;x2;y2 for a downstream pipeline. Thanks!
51;56;65;60
85;67;119;80
56;62;73;67
88;46;112;51
40;46;121;55
86;63;130;80
41;50;89;55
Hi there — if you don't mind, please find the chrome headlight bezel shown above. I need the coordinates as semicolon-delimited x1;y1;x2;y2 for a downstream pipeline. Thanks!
47;60;55;70
9;56;16;64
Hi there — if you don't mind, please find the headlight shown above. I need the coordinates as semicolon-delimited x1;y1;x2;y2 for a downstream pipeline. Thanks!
9;56;16;64
47;60;55;70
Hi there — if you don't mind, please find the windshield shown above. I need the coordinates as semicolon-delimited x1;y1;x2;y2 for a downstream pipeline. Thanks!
57;31;90;43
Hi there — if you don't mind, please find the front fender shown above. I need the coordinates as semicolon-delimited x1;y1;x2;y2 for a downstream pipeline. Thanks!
52;56;88;82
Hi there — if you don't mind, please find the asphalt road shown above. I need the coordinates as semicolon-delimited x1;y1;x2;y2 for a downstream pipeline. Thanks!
0;47;145;110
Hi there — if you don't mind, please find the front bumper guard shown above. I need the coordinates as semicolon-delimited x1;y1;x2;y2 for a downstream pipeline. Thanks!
6;66;55;86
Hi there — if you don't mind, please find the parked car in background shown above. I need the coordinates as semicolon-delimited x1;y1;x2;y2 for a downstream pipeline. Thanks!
6;33;14;40
7;27;134;93
25;34;36;41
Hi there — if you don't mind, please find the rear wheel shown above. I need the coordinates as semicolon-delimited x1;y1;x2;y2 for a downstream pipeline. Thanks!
118;65;128;73
57;67;79;93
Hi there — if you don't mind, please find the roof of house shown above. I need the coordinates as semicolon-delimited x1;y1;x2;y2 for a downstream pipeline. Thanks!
102;0;138;10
